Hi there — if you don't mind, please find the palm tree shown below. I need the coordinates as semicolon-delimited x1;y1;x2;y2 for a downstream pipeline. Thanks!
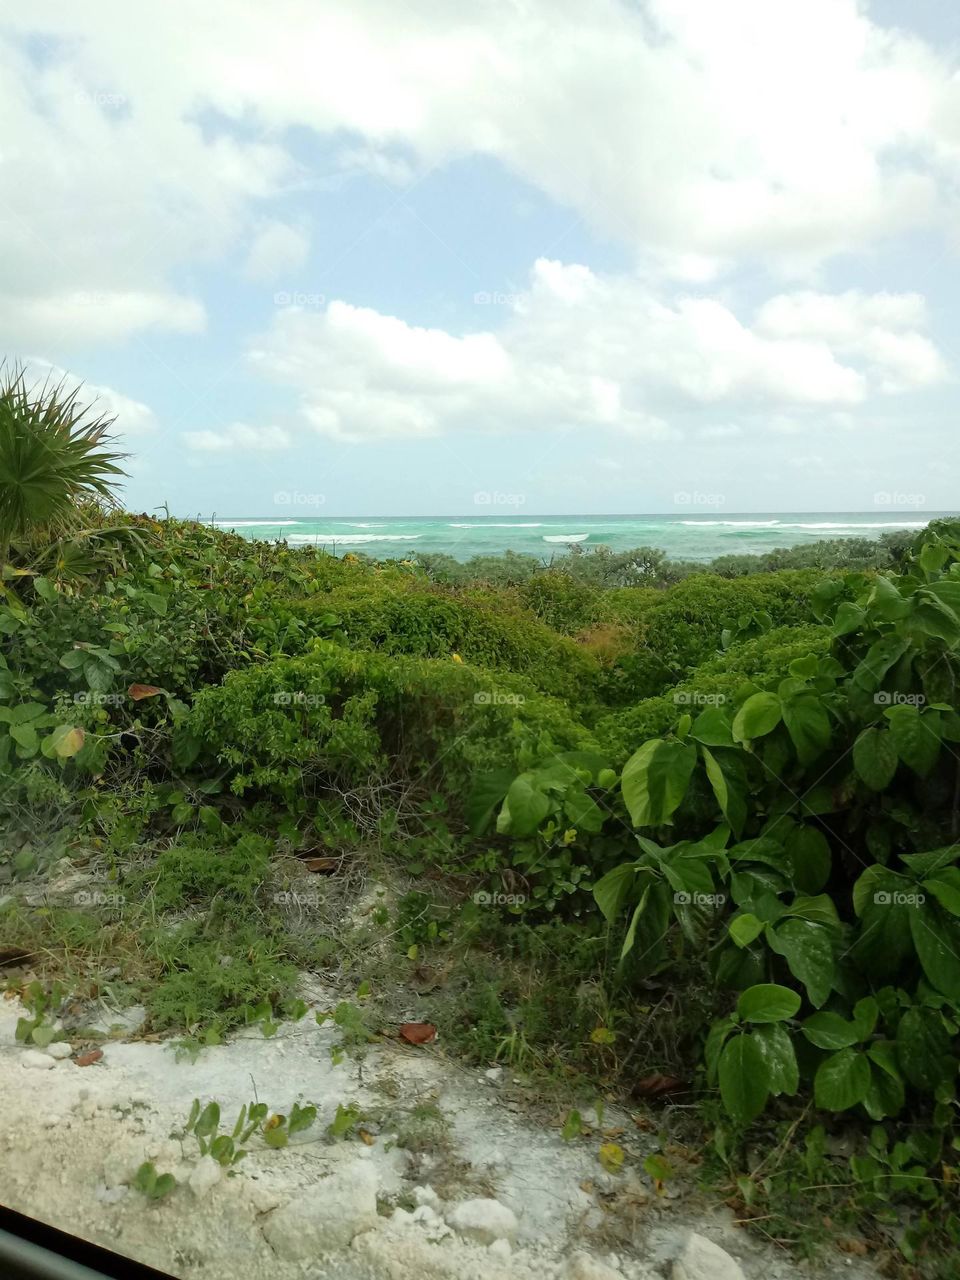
0;365;127;568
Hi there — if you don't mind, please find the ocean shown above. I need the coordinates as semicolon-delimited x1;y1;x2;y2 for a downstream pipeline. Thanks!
208;512;948;563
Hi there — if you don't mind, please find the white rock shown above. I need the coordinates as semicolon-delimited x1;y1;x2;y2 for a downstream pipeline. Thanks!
672;1233;746;1280
562;1252;624;1280
446;1197;519;1245
44;1042;73;1059
484;1067;503;1083
246;1183;282;1214
412;1185;441;1210
488;1238;512;1260
21;1050;55;1070
261;1162;378;1257
188;1156;222;1200
102;1153;140;1190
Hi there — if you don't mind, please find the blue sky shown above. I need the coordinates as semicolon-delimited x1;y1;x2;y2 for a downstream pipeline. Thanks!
2;1;959;517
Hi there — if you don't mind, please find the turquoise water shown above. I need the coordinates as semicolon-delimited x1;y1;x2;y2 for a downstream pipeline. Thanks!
210;512;949;563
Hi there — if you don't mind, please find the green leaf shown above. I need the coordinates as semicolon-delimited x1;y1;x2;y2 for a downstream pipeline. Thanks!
896;1007;955;1091
561;1109;582;1141
781;692;831;765
753;1023;799;1097
852;727;898;791
802;1011;860;1050
736;983;801;1024
465;768;513;837
785;825;831;895
728;913;764;948
700;745;746;835
886;705;940;776
909;902;960;998
58;648;88;670
732;692;782;743
924;868;960;917
621;739;697;828
864;1043;906;1120
592;862;638;924
814;1048;871;1112
691;706;734;747
718;1034;769;1124
767;918;834;1008
498;774;551;837
10;722;38;752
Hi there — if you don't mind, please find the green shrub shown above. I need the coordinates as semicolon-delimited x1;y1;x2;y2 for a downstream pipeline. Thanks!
297;582;601;704
599;569;824;703
581;520;960;1140
184;642;596;816
594;624;832;763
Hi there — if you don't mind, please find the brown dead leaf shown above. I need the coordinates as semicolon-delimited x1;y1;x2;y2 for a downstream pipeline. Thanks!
837;1239;869;1256
358;1130;376;1146
74;1049;103;1067
399;1022;436;1045
128;683;163;701
300;856;339;874
634;1073;687;1097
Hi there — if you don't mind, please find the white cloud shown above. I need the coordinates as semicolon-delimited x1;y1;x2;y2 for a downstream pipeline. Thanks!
243;222;310;284
0;291;205;349
19;358;155;436
0;0;958;358
183;422;292;453
248;259;942;441
756;290;946;392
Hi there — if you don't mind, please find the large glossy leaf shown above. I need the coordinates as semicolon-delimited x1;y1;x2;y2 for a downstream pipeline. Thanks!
852;727;898;791
909;902;960;998
736;983;801;1024
718;1034;769;1124
754;1022;799;1096
620;739;696;828
814;1048;871;1111
886;705;940;776
767;918;834;1007
732;692;782;743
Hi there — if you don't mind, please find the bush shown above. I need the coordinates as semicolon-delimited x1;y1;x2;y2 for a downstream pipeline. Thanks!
298;581;601;704
184;642;596;817
594;624;833;764
599;569;824;703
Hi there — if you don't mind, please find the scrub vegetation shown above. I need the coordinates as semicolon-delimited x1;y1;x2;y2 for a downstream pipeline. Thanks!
2;376;958;1275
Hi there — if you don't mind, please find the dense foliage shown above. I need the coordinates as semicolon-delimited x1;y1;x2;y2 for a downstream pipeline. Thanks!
2;487;959;1271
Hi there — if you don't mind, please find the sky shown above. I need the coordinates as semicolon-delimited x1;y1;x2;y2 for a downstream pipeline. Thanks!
2;0;960;518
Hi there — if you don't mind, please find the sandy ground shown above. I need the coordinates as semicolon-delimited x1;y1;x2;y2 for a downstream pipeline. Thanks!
0;989;881;1280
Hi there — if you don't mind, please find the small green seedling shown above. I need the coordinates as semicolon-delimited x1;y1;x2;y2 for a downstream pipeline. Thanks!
14;979;66;1048
327;1102;363;1141
132;1162;176;1200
